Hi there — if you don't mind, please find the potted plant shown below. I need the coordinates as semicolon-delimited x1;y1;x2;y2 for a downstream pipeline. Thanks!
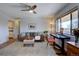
43;30;48;39
43;31;48;34
73;28;79;43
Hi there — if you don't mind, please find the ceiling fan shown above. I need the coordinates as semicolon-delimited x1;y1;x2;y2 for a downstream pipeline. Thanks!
20;4;37;14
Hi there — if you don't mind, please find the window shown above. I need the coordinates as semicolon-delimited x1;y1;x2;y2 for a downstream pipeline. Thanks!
56;8;79;35
56;19;61;33
72;10;78;34
61;14;71;34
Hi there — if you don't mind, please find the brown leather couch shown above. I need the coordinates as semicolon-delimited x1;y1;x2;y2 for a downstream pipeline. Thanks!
18;32;45;42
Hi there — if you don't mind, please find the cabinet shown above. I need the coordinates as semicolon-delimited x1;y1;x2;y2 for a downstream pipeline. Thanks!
8;20;15;40
67;42;79;56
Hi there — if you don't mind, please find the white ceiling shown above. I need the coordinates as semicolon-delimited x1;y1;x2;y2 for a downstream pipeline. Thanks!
0;3;68;19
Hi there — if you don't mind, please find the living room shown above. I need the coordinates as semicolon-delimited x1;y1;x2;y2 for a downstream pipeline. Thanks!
0;3;60;56
0;3;79;56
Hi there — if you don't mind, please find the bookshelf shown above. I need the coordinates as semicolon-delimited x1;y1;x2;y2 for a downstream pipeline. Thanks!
8;20;15;40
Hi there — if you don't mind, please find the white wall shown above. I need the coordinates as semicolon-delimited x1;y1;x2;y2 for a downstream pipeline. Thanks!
20;17;49;33
0;12;51;44
0;12;9;44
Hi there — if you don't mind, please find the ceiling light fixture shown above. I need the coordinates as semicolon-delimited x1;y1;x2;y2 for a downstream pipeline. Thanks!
29;10;33;13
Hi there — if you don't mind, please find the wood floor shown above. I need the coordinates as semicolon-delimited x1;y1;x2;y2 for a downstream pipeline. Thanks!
0;41;57;56
53;46;67;56
0;39;15;49
0;39;66;56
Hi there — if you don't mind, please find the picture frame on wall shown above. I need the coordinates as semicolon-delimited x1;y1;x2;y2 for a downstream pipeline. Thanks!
28;23;36;29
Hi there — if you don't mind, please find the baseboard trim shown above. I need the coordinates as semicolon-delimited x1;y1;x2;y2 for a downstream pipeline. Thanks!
0;39;15;49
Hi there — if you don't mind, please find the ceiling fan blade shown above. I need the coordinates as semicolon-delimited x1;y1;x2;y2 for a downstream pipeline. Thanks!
33;11;37;14
21;8;31;11
19;3;31;8
19;3;32;11
21;10;26;11
21;9;29;11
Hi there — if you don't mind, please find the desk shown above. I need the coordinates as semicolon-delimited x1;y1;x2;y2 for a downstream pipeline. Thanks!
50;34;70;55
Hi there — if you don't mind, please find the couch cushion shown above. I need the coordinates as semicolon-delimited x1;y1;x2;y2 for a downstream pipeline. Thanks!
23;39;34;44
35;36;40;40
